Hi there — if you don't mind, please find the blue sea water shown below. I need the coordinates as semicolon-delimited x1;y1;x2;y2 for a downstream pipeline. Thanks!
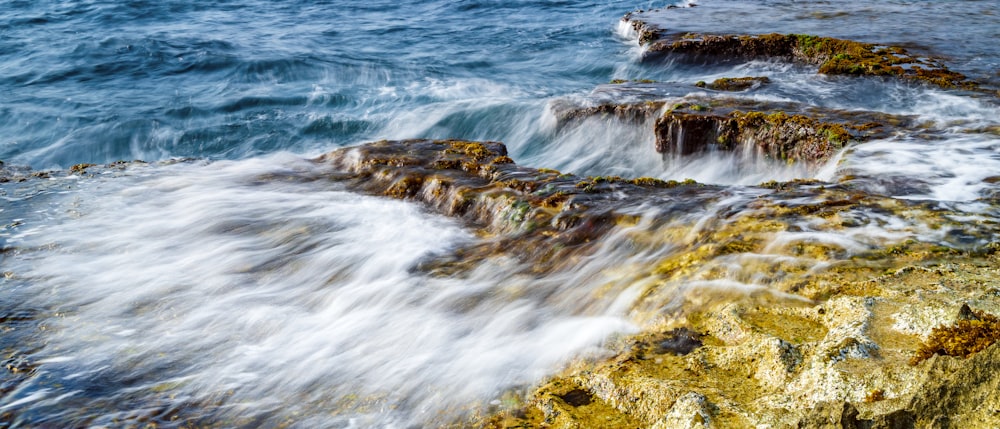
2;0;998;175
1;0;999;427
0;0;654;167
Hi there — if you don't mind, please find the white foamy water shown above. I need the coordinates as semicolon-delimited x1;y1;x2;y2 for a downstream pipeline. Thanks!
839;135;1000;202
2;156;635;427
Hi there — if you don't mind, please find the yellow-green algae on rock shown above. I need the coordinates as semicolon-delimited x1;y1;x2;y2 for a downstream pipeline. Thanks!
478;198;1000;428
695;76;771;92
481;252;1000;428
636;30;977;90
554;96;913;167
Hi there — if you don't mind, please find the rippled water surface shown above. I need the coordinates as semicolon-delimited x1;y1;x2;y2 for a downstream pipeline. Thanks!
2;0;1000;427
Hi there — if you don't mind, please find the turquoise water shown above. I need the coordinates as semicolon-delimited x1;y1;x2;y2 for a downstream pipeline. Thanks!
1;1;999;427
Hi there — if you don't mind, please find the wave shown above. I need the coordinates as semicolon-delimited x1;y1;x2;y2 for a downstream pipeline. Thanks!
1;156;636;426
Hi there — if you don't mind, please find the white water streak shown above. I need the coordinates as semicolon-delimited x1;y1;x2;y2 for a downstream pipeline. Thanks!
5;155;635;427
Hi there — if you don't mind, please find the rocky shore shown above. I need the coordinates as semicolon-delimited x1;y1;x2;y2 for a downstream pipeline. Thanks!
3;4;1000;429
314;135;1000;428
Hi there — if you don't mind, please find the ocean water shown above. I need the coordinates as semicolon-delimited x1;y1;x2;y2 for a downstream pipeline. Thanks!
1;0;999;427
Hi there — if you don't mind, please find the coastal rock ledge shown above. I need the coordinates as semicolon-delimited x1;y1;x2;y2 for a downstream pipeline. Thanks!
317;139;1000;429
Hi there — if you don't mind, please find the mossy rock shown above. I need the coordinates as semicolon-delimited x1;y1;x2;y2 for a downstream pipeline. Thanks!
655;97;910;164
552;95;912;166
639;31;977;90
695;76;771;91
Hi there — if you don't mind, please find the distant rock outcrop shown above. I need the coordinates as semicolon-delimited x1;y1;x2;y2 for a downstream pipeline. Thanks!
622;10;978;90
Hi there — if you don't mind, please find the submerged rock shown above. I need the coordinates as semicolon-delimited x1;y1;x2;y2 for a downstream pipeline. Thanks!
0;162;48;183
551;98;666;128
0;159;155;184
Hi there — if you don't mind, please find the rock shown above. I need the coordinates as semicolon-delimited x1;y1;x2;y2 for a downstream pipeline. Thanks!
651;392;713;429
0;159;155;184
621;11;665;45
622;11;979;90
316;139;720;275
317;140;1000;428
484;247;1000;428
906;342;1000;428
694;76;770;92
554;95;912;165
0;162;37;183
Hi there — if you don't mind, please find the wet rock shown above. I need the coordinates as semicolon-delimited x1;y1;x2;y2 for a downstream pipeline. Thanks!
609;78;658;85
621;11;665;45
654;97;907;163
317;139;719;274
627;26;977;89
490;264;1000;427
655;328;703;356
476;178;1000;428
694;76;770;92
622;5;987;91
0;310;42;399
549;98;666;129
69;163;97;174
318;140;1000;429
0;159;155;184
555;95;912;165
0;162;38;183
